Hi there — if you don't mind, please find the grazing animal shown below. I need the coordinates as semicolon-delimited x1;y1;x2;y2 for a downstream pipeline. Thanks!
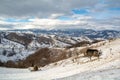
85;49;102;60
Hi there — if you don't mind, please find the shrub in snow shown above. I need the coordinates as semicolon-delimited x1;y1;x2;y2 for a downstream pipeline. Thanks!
5;60;16;67
16;61;26;68
0;61;4;66
34;65;38;71
66;41;91;48
28;65;38;71
23;47;68;67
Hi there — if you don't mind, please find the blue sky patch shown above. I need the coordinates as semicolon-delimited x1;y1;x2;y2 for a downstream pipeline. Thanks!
72;9;89;14
57;16;73;20
4;18;32;22
108;7;120;11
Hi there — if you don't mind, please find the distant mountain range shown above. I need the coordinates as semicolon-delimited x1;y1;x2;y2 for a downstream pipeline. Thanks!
0;29;119;49
0;28;120;50
6;28;120;39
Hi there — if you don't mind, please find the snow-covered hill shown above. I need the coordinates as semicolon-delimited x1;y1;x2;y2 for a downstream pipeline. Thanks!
0;31;92;62
0;38;120;80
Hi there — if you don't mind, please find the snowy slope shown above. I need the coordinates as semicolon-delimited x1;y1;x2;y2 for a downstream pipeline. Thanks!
0;31;92;62
0;38;35;62
0;38;120;80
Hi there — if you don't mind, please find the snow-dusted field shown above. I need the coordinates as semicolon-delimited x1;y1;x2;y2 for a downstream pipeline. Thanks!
0;38;120;80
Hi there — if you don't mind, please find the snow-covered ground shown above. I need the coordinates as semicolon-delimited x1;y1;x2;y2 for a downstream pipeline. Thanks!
0;32;92;62
0;38;36;62
0;38;120;80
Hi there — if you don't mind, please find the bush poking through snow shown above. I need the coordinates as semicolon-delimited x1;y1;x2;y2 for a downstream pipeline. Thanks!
29;65;38;71
0;61;4;66
34;65;38;71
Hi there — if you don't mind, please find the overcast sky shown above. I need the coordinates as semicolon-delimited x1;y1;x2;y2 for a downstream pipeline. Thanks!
0;0;120;30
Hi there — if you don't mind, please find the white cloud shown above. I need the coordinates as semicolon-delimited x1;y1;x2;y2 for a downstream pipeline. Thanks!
48;14;64;19
71;15;93;20
0;16;119;30
0;0;119;30
0;0;100;17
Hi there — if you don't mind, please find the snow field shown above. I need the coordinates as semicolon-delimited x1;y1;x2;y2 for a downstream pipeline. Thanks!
0;38;120;80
